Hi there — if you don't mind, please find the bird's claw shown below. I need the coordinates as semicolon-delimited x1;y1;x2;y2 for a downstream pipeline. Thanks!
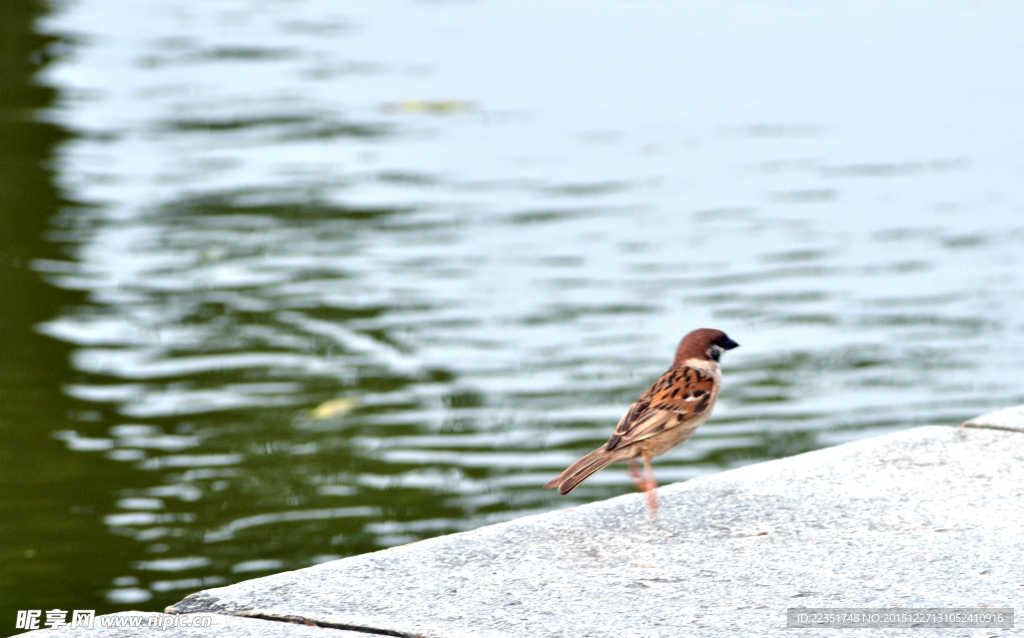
644;487;659;520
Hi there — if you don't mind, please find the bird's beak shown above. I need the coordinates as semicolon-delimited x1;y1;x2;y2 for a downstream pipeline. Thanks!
722;337;739;350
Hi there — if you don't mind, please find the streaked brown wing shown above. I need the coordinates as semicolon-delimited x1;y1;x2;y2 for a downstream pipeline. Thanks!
604;366;716;451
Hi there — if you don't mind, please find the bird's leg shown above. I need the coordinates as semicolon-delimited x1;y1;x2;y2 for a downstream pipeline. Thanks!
641;452;658;492
627;460;646;491
642;451;659;520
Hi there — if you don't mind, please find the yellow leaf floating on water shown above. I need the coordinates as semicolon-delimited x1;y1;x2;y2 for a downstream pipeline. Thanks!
310;397;361;420
381;100;477;115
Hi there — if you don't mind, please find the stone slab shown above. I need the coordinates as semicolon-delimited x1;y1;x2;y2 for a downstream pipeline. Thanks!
963;404;1024;433
168;425;1024;638
21;612;372;638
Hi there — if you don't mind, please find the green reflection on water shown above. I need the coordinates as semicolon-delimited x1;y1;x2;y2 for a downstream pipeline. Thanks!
0;0;120;621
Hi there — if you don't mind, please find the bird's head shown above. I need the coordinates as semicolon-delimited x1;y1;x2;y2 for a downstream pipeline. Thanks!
673;328;739;365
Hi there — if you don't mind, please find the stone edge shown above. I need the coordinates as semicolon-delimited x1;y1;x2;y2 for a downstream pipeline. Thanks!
960;405;1024;433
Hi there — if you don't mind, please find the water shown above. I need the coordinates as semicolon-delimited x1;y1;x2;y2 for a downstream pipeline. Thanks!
3;0;1024;621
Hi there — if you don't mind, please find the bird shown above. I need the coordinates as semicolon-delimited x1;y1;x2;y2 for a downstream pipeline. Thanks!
544;328;739;518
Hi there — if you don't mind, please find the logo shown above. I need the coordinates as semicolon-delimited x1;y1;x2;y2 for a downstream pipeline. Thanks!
16;610;94;630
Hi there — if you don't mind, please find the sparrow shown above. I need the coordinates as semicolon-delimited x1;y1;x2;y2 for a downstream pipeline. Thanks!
544;328;739;517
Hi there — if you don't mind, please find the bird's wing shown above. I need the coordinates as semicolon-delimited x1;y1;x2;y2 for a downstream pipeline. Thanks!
604;366;717;451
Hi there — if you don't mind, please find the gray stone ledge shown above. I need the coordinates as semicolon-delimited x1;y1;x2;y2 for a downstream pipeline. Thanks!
962;405;1024;433
161;423;1024;638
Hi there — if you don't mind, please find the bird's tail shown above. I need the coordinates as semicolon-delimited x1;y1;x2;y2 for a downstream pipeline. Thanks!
544;447;624;495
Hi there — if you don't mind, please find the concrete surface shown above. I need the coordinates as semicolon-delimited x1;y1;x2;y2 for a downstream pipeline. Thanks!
166;424;1024;637
963;404;1024;433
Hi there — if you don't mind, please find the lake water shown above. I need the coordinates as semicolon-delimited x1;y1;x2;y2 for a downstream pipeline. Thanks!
3;0;1024;620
